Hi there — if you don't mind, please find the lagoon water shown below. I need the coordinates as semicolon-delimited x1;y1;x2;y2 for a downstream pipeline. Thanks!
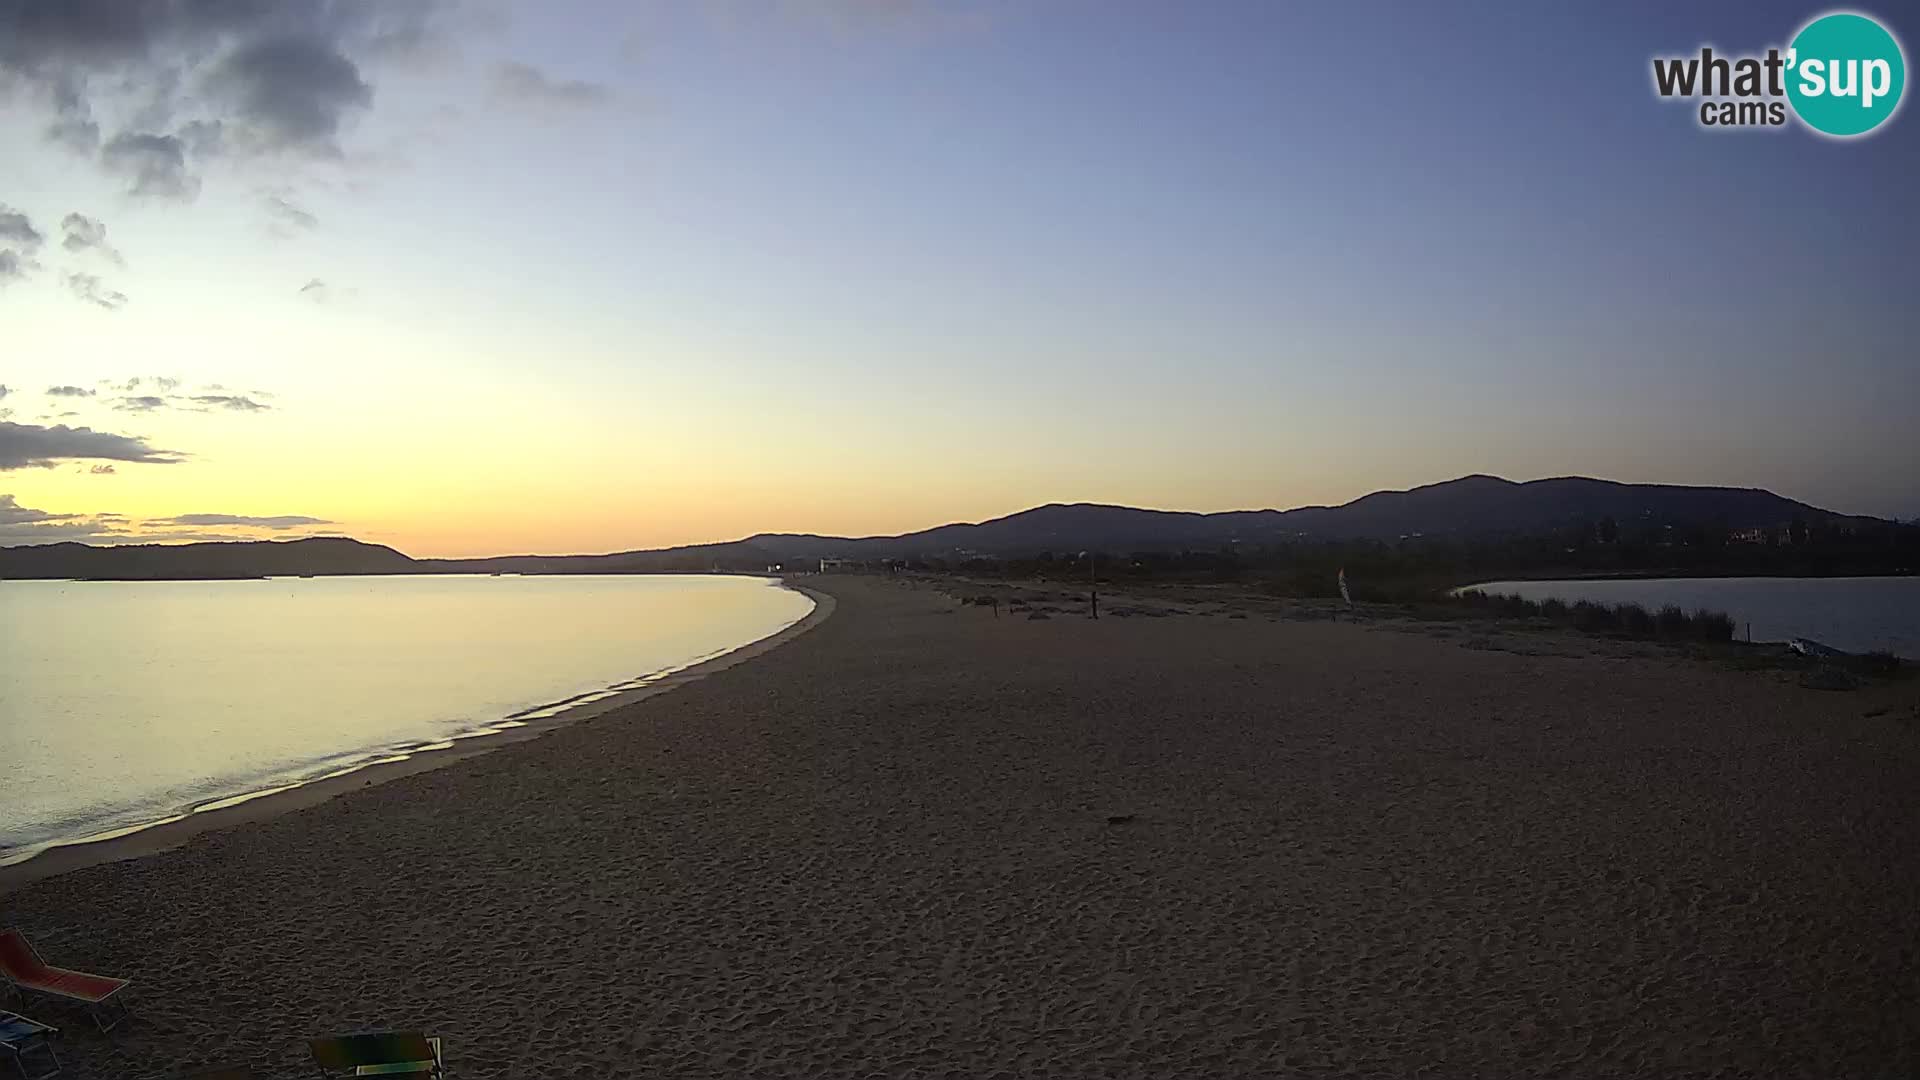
0;574;812;864
1465;576;1919;658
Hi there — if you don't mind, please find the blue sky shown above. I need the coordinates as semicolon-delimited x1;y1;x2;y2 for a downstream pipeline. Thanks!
1;1;1914;555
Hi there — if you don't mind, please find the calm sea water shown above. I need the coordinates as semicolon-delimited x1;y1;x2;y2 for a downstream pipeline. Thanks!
0;574;812;864
1464;576;1919;658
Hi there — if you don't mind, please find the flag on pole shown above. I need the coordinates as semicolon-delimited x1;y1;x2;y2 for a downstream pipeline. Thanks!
1338;567;1352;608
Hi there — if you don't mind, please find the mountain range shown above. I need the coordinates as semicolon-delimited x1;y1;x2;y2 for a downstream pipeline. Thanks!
0;475;1877;579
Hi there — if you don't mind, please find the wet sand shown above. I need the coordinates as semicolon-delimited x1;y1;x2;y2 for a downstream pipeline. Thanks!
4;576;1917;1078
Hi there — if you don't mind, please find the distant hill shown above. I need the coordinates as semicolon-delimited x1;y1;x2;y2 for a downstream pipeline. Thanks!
744;475;1863;560
0;537;415;580
415;540;774;576
1258;474;1850;544
0;475;1876;579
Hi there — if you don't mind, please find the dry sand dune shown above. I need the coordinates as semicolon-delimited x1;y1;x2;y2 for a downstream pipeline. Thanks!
4;576;1918;1078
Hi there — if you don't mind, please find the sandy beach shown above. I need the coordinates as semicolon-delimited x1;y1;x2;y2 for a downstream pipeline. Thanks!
4;575;1918;1078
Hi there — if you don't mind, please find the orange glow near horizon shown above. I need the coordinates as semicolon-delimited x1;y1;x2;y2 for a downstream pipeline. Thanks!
0;3;1913;556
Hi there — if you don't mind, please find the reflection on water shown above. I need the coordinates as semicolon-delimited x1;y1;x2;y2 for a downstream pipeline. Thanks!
1463;576;1918;658
0;574;812;862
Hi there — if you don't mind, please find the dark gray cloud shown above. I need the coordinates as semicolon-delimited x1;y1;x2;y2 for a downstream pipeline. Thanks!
209;34;372;151
0;420;185;470
188;394;270;412
99;387;271;413
147;512;332;529
100;131;199;199
0;385;9;399
60;212;124;264
0;205;44;286
177;118;226;156
1;496;321;545
90;463;116;474
0;1;206;66
43;73;100;153
0;1;444;196
1;494;73;524
492;62;610;108
0;516;128;544
64;271;129;310
0;491;84;530
46;385;96;397
0;1;441;81
0;492;95;542
0;203;44;251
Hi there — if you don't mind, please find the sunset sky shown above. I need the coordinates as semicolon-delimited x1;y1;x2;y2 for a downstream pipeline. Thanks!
2;0;1915;557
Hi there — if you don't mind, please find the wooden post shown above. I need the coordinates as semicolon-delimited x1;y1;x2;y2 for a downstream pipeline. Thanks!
1088;552;1098;619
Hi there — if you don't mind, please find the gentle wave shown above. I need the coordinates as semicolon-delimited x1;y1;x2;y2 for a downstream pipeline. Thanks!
0;574;813;864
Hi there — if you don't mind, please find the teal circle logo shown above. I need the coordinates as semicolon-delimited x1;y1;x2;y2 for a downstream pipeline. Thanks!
1786;12;1906;137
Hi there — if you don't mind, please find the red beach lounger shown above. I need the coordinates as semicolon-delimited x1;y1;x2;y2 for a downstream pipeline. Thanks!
0;930;130;1032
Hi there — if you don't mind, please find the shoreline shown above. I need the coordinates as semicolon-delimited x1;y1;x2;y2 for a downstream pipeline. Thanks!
6;576;1917;1077
1453;568;1917;587
1451;576;1915;658
1461;570;1919;584
0;582;834;894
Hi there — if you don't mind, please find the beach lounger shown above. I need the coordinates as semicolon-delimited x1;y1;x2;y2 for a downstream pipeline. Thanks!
0;1010;60;1080
308;1031;445;1077
0;932;129;1032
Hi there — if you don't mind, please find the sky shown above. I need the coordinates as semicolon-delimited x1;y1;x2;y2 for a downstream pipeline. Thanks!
2;0;1915;557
